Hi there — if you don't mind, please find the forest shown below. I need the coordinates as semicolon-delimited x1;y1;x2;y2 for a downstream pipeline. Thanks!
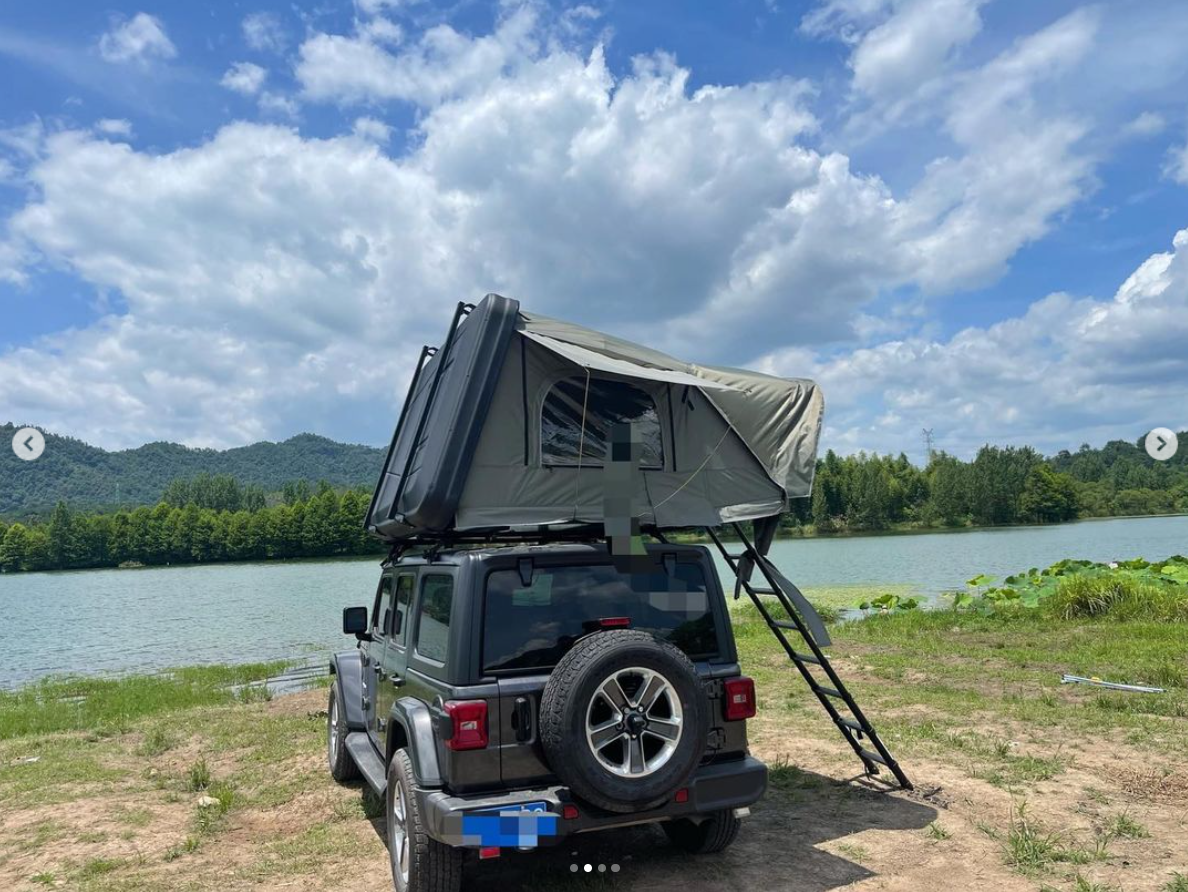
0;476;384;573
1;433;1185;573
789;436;1188;533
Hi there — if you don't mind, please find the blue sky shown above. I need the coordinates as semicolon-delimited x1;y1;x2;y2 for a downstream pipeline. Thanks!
1;0;1186;459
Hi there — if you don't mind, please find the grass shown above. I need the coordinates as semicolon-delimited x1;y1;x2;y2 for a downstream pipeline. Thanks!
1072;877;1121;892
1164;873;1188;892
1004;803;1098;875
1104;812;1148;840
186;757;212;792
1045;574;1188;623
0;661;292;739
137;727;176;756
737;606;1188;757
836;842;870;865
926;822;951;841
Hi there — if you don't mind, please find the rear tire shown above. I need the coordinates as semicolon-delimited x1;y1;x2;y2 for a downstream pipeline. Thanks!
539;630;708;814
662;810;742;854
327;685;360;783
387;748;463;892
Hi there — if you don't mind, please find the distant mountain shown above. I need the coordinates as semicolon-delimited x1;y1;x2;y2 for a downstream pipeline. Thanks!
0;423;385;518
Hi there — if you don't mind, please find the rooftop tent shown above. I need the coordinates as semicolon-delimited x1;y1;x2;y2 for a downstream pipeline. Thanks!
365;295;824;542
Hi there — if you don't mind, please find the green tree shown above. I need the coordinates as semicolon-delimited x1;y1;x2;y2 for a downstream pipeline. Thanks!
927;455;969;525
0;523;30;571
1019;465;1079;523
47;501;85;569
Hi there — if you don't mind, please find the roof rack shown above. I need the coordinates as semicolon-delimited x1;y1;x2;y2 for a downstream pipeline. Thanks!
383;524;674;563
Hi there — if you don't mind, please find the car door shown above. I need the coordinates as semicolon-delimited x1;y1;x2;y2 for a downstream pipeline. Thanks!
376;569;416;757
366;572;397;752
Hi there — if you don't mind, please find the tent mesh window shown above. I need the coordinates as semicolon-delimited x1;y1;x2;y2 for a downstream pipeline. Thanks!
541;377;664;468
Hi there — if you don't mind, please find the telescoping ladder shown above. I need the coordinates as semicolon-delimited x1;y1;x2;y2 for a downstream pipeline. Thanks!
705;522;912;790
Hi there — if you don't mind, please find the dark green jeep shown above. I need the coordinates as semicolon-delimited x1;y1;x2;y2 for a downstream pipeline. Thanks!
328;541;765;892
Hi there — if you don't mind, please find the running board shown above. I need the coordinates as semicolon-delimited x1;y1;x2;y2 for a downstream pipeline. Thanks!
705;523;912;790
346;732;388;795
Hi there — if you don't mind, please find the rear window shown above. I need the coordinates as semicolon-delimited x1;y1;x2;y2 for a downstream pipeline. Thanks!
482;562;719;673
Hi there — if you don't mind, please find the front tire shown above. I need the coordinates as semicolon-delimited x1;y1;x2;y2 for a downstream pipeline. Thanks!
662;810;742;853
327;685;360;783
387;748;463;892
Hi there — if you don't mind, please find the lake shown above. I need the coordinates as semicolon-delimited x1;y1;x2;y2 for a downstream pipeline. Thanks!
1;514;1184;688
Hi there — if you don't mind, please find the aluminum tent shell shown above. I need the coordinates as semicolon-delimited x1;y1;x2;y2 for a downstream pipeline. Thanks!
365;294;824;542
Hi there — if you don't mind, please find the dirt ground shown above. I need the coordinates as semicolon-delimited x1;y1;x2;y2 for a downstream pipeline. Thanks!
2;687;1186;892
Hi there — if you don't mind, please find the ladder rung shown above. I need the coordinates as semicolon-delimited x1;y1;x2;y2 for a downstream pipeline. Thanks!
817;686;844;699
837;717;864;733
859;748;888;767
751;587;778;595
791;651;821;666
772;620;800;631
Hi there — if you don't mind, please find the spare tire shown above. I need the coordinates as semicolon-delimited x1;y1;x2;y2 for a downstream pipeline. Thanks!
539;630;707;813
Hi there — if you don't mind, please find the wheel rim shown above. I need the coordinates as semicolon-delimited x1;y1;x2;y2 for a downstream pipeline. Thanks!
390;782;409;885
585;666;683;778
328;696;339;760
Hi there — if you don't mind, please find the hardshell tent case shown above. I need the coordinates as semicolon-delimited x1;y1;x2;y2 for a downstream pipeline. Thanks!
365;294;824;543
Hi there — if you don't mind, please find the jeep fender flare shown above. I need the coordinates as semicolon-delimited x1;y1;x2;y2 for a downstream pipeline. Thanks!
328;651;366;731
388;698;444;789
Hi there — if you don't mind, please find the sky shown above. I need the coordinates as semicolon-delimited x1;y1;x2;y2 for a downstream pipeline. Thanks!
1;0;1186;461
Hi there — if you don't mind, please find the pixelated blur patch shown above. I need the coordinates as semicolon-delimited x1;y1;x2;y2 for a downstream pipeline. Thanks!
455;803;559;848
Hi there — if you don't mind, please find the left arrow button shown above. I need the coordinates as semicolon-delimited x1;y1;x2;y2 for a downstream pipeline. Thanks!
12;427;46;461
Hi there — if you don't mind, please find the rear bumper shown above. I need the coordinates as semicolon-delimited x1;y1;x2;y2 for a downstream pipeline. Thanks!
417;755;767;848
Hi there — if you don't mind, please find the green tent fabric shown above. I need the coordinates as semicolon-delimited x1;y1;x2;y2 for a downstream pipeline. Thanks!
367;295;825;540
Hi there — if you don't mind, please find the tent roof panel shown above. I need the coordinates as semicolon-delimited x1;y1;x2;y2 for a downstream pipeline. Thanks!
520;330;735;390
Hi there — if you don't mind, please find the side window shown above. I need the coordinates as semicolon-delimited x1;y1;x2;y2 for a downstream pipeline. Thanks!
541;377;664;468
415;575;454;663
393;574;415;645
372;575;395;636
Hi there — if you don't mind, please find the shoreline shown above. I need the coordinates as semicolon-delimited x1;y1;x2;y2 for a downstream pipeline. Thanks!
2;512;1185;578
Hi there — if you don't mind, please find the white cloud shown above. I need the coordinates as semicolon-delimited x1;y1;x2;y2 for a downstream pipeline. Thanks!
95;118;133;137
944;7;1100;145
355;0;407;15
221;62;267;96
297;4;540;105
361;17;404;46
1166;135;1188;186
762;227;1188;455
98;13;176;65
1;9;1181;451
353;117;392;143
1122;111;1166;138
242;12;286;53
851;0;986;104
257;92;299;118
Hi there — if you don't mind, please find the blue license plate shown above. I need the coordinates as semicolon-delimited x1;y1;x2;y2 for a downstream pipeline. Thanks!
460;801;558;848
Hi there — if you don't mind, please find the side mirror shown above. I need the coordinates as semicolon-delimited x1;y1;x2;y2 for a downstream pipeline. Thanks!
342;606;371;640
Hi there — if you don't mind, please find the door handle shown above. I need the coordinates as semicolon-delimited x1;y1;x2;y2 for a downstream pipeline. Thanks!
513;697;532;742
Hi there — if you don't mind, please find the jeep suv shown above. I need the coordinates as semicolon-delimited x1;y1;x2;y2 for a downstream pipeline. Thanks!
328;541;766;892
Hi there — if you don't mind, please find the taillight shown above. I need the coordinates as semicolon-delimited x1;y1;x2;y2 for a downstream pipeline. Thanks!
723;677;756;721
597;616;631;628
443;700;488;750
583;616;632;632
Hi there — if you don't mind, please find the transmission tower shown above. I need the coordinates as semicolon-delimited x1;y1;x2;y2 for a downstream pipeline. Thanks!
922;428;935;465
